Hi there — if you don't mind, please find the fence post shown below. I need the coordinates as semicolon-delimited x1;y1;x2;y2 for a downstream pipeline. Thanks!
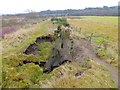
89;33;94;42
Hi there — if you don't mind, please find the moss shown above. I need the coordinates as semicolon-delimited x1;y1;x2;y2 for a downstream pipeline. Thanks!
2;72;6;82
2;54;39;67
38;41;54;62
2;63;53;88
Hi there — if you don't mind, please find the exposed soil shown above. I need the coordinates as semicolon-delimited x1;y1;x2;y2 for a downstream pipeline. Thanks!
21;35;55;69
23;31;73;73
43;37;73;73
23;43;39;55
22;35;59;71
23;35;54;55
19;59;46;67
75;71;84;77
35;34;54;43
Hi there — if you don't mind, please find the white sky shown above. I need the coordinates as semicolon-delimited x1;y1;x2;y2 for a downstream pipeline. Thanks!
0;0;119;14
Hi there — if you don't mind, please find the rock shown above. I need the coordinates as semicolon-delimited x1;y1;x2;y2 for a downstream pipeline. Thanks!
75;71;83;77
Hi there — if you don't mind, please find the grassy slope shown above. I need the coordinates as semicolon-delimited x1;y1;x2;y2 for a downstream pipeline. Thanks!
1;17;117;88
1;20;56;88
42;60;116;88
68;16;118;67
2;21;48;56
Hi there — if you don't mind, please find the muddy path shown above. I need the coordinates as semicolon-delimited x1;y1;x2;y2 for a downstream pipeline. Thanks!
72;38;119;88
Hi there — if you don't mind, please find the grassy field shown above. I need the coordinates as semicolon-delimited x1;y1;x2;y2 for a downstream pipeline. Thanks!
1;16;118;88
68;16;118;68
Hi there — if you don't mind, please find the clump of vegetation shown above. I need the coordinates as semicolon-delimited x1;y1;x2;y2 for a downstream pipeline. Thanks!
51;17;69;27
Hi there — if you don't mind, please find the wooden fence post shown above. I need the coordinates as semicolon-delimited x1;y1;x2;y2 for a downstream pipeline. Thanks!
89;33;94;42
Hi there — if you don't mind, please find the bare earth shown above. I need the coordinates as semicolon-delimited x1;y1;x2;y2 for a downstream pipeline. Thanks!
71;38;119;88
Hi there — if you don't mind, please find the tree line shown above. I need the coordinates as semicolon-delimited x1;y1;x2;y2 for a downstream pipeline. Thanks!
40;6;119;16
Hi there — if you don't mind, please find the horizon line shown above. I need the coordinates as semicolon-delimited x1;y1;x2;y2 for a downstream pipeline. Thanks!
1;5;118;15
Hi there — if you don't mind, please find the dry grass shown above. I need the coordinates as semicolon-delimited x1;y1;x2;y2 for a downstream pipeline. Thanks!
68;17;118;41
42;60;116;88
1;20;53;57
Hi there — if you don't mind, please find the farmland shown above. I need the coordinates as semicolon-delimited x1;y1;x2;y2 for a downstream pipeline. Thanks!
68;16;118;67
1;16;118;88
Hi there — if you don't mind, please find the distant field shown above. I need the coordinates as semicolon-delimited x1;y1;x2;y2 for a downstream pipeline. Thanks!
80;16;118;25
1;15;44;38
68;16;118;67
68;16;118;40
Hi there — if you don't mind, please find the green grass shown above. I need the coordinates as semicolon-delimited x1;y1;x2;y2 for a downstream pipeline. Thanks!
80;16;118;25
68;16;118;26
2;63;52;88
38;41;54;62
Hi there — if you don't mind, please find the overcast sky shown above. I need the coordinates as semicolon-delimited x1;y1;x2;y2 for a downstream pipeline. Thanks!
0;0;119;14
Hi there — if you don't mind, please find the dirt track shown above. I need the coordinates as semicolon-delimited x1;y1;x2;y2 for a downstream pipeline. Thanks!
72;38;119;88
